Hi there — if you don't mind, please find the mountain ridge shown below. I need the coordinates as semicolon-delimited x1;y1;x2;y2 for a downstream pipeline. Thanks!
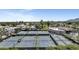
67;18;79;22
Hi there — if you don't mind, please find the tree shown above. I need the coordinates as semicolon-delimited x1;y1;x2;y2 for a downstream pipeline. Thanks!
46;21;50;27
40;20;43;29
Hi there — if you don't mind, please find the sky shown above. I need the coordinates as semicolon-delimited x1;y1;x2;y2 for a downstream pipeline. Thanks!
0;9;79;22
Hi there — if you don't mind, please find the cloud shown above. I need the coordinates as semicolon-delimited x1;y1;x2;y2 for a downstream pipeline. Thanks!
0;9;40;22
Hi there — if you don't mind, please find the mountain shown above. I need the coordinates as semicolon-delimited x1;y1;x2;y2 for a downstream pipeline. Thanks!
67;18;79;22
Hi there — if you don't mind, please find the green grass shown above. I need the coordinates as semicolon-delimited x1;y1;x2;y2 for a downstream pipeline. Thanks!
0;45;79;50
47;45;79;50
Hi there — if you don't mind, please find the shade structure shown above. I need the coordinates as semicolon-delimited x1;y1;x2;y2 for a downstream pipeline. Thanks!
0;31;74;49
17;31;49;35
0;36;24;48
15;36;56;48
50;34;73;45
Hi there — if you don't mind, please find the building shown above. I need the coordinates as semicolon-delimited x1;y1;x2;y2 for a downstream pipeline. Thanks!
4;27;16;36
49;27;66;35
